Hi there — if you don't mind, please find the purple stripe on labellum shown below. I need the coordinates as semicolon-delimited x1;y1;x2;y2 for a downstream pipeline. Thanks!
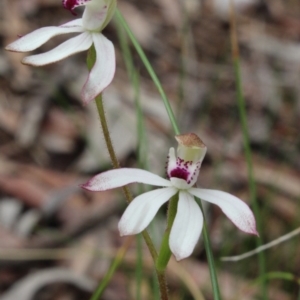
62;0;91;13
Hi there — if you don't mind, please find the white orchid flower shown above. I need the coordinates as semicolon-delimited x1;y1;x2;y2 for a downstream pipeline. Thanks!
82;133;258;260
5;0;116;104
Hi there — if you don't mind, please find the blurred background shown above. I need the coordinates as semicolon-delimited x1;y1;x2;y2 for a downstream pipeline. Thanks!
0;0;299;299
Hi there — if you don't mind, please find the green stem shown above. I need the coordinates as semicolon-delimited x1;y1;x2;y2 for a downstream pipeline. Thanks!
90;236;134;300
196;199;222;299
116;24;169;300
115;10;222;298
117;22;171;299
94;95;169;300
254;272;300;285
233;55;267;300
136;234;143;300
157;272;169;300
115;10;180;135
156;195;179;272
229;4;267;299
95;96;157;256
94;96;132;200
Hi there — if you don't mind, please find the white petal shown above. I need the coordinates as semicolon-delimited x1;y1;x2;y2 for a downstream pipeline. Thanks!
5;26;84;52
189;188;258;235
81;33;115;104
169;191;203;261
81;168;173;191
22;32;92;66
118;187;177;235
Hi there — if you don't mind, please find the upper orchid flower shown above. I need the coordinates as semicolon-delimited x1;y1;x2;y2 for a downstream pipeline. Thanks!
82;133;258;260
5;0;116;104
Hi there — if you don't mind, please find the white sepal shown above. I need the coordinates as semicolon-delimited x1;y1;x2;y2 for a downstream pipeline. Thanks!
118;187;178;236
169;191;203;260
81;33;115;104
5;26;84;53
82;168;173;191
189;188;258;235
22;32;92;66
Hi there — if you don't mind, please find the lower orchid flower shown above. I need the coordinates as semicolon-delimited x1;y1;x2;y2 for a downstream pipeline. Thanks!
82;133;258;260
5;0;116;104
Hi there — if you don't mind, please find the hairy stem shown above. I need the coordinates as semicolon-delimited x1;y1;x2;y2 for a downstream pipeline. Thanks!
94;95;168;300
